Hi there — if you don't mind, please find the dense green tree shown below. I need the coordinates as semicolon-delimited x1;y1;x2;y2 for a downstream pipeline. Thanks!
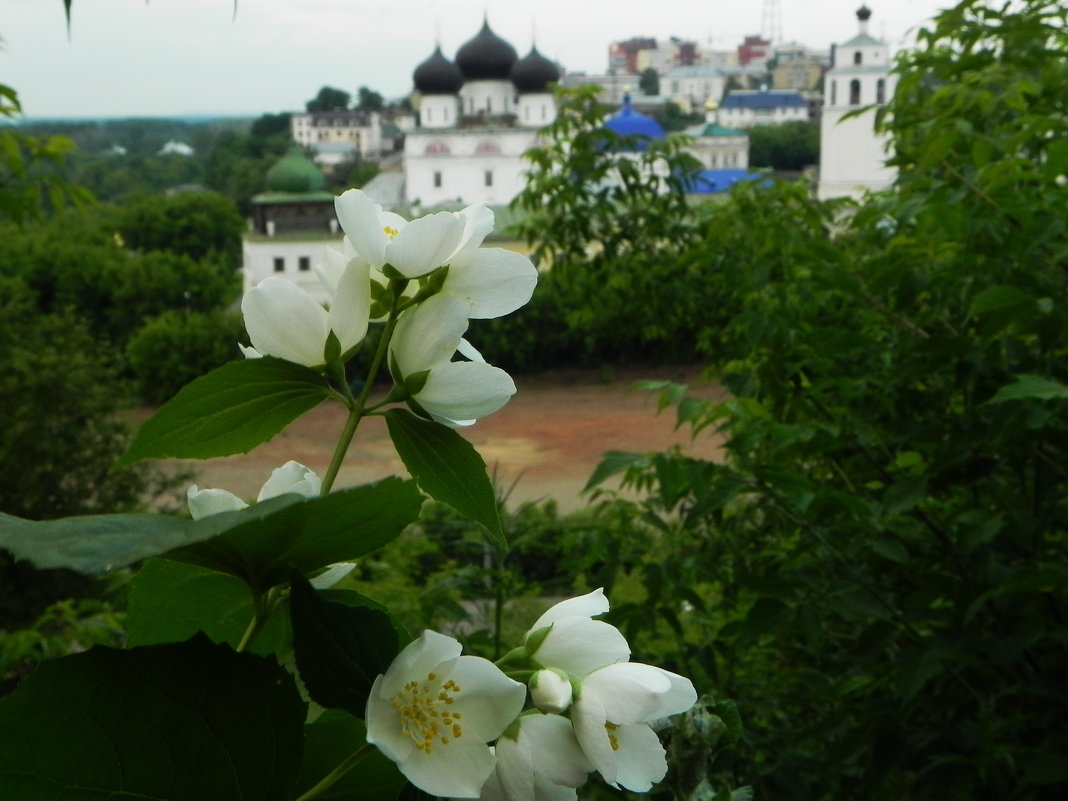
356;85;384;111
655;99;704;132
114;191;244;267
747;119;820;170
249;111;292;139
305;85;351;112
638;67;659;96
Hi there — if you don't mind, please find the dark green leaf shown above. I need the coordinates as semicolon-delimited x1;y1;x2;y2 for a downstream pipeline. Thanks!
0;636;305;800
116;357;331;466
584;450;649;491
968;284;1035;316
290;573;408;715
988;374;1068;403
294;711;407;801
172;478;423;591
383;409;503;547
126;557;291;654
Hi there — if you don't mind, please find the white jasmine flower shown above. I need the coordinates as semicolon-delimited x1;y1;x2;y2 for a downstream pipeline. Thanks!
186;460;321;520
571;662;697;792
240;257;370;368
478;713;592;801
524;589;630;678
366;630;526;799
389;293;516;427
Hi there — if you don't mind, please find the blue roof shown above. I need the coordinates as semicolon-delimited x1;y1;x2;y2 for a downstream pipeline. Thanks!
604;94;665;150
686;169;765;194
721;90;806;109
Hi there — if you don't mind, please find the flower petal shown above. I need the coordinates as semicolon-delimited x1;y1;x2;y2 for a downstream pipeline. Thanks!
580;662;673;724
516;713;592;788
417;361;516;425
186;486;247;520
531;588;610;630
242;277;330;367
450;202;495;260
335;189;388;268
447;248;538;319
441;655;526;742
571;692;618;786
328;259;371;353
399;740;496;799
612;723;668;792
387;211;465;278
379;629;462;698
366;673;413;765
533;618;630;678
389;294;469;377
257;460;321;501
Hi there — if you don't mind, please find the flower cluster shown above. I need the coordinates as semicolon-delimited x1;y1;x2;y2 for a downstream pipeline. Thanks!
365;589;697;800
240;189;537;426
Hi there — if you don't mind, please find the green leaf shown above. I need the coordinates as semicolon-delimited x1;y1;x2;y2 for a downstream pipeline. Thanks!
290;573;409;716
126;557;291;654
968;284;1035;316
172;478;423;591
0;511;190;574
294;711;407;801
383;409;504;548
116;357;331;466
584;450;649;491
0;636;305;800
988;374;1068;403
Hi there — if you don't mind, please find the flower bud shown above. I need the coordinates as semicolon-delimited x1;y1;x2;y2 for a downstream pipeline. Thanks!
529;668;573;714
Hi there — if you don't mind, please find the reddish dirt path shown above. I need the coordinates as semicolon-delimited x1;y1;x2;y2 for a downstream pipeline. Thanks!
165;366;725;513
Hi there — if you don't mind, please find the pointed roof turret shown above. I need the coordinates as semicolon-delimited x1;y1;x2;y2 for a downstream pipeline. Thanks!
456;18;518;80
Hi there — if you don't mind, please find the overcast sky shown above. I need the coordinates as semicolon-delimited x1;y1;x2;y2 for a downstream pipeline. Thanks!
2;0;951;119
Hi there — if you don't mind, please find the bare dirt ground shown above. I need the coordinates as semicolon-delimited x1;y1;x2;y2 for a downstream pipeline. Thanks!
162;366;725;513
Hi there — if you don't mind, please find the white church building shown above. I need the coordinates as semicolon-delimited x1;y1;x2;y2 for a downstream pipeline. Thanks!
817;5;897;200
404;19;559;207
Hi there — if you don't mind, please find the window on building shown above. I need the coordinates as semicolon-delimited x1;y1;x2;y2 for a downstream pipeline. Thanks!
426;108;432;123
273;257;284;273
849;79;861;105
854;51;862;65
298;256;311;272
831;80;837;105
433;171;442;188
426;142;450;154
484;170;493;187
476;141;500;154
876;78;886;104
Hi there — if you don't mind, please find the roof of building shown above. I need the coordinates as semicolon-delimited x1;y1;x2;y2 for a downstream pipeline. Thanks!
604;94;666;148
685;122;747;138
687;168;764;194
456;19;518;80
263;146;327;194
721;90;807;109
510;45;560;93
414;45;465;95
840;32;885;47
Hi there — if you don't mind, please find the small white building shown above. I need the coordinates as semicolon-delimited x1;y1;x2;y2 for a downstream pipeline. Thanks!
817;5;897;199
719;88;808;127
241;147;340;304
404;19;559;207
685;101;749;170
291;110;384;164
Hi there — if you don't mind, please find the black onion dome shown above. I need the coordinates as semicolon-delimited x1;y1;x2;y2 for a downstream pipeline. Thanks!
414;45;464;94
510;46;560;92
456;20;518;80
857;5;872;21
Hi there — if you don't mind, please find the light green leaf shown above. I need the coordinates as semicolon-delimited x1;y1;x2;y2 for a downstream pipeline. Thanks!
115;357;331;466
968;284;1035;316
0;636;305;800
988;374;1068;404
384;409;504;548
584;450;650;491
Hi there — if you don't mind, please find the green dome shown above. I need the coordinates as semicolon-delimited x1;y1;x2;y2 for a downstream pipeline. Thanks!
264;146;326;193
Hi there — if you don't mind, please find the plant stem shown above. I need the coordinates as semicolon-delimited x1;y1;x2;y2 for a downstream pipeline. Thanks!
319;310;402;495
292;744;373;801
236;586;279;653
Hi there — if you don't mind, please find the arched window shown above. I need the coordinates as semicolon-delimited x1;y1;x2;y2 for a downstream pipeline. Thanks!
475;141;500;154
853;51;862;65
425;142;450;154
876;78;886;104
831;80;837;106
849;79;861;105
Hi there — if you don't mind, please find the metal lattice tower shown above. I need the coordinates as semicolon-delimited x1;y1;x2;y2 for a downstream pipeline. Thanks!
761;0;783;44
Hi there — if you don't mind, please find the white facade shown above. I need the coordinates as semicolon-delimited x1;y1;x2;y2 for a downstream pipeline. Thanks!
291;111;384;162
817;9;897;199
719;90;809;127
405;128;538;207
242;236;340;304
